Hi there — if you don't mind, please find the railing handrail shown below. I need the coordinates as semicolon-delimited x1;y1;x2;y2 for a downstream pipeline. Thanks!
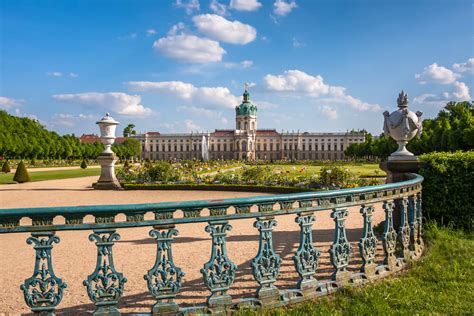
0;174;423;234
0;174;422;218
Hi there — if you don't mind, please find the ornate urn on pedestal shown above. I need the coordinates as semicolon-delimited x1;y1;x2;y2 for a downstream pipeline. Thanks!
93;113;122;190
383;91;423;161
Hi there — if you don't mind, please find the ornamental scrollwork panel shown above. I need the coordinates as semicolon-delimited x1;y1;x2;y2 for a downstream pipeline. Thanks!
21;232;67;313
329;208;352;282
201;221;237;307
144;227;184;308
83;229;127;312
251;218;282;295
359;205;378;276
293;213;320;290
382;200;397;269
396;198;410;261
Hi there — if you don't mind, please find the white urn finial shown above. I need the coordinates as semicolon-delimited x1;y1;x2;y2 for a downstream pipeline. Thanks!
96;113;120;155
383;91;423;161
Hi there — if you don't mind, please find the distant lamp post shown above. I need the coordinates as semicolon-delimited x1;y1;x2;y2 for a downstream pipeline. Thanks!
93;113;122;190
383;91;423;161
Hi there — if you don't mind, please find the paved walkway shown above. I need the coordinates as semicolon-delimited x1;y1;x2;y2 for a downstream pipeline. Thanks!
0;176;385;314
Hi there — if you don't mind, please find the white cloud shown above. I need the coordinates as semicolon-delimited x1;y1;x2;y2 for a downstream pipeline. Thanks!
451;81;471;100
264;69;381;111
52;92;153;116
414;81;471;106
273;0;297;16
452;58;474;74
184;119;201;131
224;60;253;69
146;29;157;36
167;22;186;36
210;0;227;15
230;0;262;11
128;80;240;109
153;34;226;63
415;63;459;85
174;0;200;14
0;96;23;109
321;105;338;119
292;37;305;48
69;72;79;78
50;113;96;127
193;14;256;45
178;105;228;124
47;71;63;77
254;100;279;109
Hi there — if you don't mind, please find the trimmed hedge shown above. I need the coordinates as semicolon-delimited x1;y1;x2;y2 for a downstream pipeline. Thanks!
13;160;31;183
419;151;473;231
1;160;10;173
122;183;314;194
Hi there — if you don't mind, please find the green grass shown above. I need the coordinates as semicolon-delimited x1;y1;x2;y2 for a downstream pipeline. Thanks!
0;168;101;184
238;224;474;315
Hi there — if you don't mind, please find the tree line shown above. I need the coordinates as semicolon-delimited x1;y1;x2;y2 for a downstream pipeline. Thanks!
0;110;141;160
345;101;474;160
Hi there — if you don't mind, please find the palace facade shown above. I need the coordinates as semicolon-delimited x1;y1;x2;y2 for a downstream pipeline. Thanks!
132;89;365;161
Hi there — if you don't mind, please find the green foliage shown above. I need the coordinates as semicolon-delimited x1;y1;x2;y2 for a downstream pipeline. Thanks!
319;166;351;187
237;224;474;315
1;160;10;173
122;123;136;137
241;166;271;184
419;151;474;231
0;110;103;160
80;159;87;169
13;161;31;183
112;138;141;160
345;101;474;159
144;161;179;183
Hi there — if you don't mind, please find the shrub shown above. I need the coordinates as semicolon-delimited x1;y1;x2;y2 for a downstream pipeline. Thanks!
124;160;130;169
319;166;351;187
80;159;87;169
241;166;271;184
1;160;11;173
419;151;474;231
146;161;179;183
13;161;31;183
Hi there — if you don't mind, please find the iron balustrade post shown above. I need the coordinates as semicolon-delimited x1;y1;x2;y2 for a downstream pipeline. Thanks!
358;205;378;279
415;192;424;255
330;208;352;284
144;225;184;315
396;197;411;262
382;200;397;271
200;220;237;309
21;232;67;316
251;216;282;306
292;212;320;295
83;229;127;316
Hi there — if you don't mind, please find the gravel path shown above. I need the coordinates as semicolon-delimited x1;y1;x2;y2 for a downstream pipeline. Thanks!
9;165;100;173
0;176;384;314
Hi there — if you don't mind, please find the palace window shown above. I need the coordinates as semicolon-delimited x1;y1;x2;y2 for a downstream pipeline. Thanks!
270;143;273;151
276;144;280;151
174;145;177;151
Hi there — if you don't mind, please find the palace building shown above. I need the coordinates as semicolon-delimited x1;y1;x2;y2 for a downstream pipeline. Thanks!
132;88;365;161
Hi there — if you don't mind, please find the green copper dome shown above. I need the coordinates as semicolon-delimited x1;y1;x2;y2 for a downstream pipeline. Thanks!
235;89;257;116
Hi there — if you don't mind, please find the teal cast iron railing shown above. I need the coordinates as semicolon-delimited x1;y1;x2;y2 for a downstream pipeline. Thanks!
0;173;424;315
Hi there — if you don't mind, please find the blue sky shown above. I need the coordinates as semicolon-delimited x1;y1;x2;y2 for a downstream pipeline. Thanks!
0;0;472;136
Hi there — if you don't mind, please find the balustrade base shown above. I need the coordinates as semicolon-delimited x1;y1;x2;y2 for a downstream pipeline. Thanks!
256;287;281;307
361;263;378;279
207;293;233;309
298;279;319;297
93;305;121;316
332;270;352;285
152;302;179;315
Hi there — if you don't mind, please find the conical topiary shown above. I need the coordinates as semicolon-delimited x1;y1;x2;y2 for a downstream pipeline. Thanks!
2;160;11;173
80;159;87;169
13;161;31;183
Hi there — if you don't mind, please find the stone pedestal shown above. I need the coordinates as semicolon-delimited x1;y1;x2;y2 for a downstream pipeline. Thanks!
380;159;424;230
93;154;122;190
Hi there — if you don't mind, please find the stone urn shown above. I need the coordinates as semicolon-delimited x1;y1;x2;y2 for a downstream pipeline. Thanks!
97;113;119;154
94;113;122;190
383;91;423;161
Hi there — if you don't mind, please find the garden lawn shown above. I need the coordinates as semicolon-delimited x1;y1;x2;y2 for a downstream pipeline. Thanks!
238;224;474;315
0;168;101;184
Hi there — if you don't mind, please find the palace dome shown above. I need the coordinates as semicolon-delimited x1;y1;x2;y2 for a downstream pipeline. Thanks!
235;89;257;116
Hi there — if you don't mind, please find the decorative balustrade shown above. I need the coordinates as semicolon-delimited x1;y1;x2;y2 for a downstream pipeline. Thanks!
0;173;424;315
